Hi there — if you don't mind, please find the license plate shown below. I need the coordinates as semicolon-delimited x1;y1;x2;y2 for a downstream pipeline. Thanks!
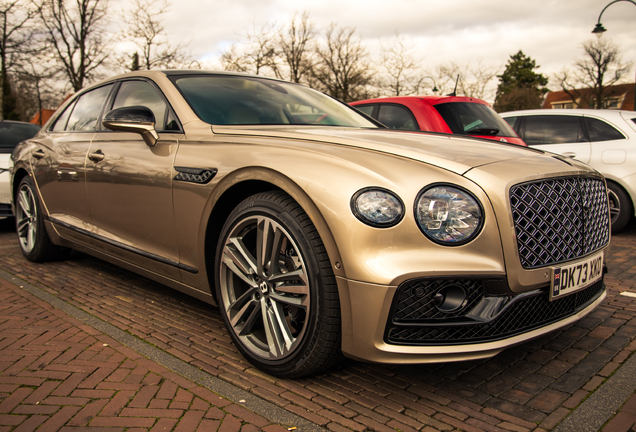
550;251;604;301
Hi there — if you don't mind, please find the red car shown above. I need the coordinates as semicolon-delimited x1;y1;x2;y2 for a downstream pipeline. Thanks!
350;96;526;146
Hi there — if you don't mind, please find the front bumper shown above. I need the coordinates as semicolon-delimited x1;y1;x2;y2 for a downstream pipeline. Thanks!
338;276;606;364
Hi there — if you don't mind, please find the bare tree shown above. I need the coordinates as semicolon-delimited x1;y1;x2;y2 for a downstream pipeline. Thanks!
276;11;314;83
0;0;42;119
554;38;631;109
40;0;110;92
311;24;371;102
120;0;192;71
221;22;279;77
220;44;249;73
14;51;63;123
436;60;500;101
378;31;423;96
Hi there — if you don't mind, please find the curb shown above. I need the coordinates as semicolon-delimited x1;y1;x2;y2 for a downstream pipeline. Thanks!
0;268;326;432
553;349;636;432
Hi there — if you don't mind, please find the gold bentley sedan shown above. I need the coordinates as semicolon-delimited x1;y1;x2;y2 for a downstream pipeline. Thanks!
10;71;610;378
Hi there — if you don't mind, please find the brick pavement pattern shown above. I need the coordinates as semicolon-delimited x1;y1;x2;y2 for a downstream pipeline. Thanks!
604;392;636;432
0;274;290;432
2;218;636;431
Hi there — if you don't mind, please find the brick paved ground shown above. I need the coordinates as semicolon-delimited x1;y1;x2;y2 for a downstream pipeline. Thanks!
0;268;292;431
604;392;636;432
2;216;636;431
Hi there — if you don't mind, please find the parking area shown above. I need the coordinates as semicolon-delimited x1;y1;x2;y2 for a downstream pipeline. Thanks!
2;216;636;431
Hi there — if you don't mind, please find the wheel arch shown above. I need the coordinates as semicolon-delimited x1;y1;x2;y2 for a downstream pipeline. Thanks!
203;167;346;284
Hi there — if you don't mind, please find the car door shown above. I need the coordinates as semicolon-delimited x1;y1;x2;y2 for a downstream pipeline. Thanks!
32;84;114;231
521;114;591;163
85;79;183;278
585;115;630;177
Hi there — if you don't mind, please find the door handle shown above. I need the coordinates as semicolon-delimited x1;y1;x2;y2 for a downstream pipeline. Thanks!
88;150;105;162
561;152;577;158
32;149;45;160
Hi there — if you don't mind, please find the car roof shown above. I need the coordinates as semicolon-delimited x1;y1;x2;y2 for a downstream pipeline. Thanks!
351;95;491;107
0;120;40;126
499;109;634;118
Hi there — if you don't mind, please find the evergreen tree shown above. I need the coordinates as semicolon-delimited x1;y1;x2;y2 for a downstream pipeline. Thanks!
493;50;548;112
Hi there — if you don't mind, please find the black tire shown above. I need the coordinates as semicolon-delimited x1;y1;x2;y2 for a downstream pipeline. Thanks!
215;191;342;378
15;176;70;262
607;182;632;234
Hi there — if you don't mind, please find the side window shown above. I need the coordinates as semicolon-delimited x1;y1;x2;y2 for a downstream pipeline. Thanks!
523;115;586;145
354;104;375;118
51;100;76;132
66;85;114;132
377;104;418;130
112;80;178;131
584;117;625;142
503;116;519;132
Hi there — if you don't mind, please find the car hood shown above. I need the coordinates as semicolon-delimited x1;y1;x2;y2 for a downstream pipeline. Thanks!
211;126;542;175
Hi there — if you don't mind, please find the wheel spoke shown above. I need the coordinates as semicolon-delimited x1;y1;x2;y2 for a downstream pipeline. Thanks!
18;189;33;219
270;269;309;295
27;223;35;252
261;298;293;357
270;291;308;307
229;291;262;336
256;218;272;278
223;239;258;287
17;217;30;235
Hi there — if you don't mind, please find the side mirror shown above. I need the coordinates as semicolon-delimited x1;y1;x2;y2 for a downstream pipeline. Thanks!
102;106;159;147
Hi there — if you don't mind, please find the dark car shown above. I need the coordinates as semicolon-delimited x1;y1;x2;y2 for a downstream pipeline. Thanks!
351;95;527;146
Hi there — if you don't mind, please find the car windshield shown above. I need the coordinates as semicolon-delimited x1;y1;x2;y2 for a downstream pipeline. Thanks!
0;121;41;153
434;102;517;138
171;75;378;128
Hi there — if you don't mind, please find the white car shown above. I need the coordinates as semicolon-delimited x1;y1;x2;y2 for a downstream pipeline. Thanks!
0;121;41;218
501;109;636;233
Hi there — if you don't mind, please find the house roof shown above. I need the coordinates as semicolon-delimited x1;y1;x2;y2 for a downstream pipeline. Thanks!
542;83;635;110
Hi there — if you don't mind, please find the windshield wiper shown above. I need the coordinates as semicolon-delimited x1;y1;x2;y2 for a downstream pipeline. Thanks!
466;128;499;136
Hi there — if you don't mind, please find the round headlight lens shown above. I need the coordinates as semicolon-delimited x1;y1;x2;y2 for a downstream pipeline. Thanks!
415;185;483;245
352;188;404;227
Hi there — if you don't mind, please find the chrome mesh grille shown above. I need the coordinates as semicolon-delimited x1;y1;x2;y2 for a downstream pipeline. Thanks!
510;177;609;269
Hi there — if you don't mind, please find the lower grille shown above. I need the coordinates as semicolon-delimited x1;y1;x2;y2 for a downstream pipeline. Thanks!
0;203;12;218
386;279;604;345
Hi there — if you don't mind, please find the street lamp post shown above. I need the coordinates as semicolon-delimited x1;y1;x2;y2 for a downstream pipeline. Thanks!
421;76;439;94
592;0;636;110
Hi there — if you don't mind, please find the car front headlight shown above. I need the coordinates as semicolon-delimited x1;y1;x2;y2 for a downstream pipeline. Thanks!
351;188;404;228
415;185;483;245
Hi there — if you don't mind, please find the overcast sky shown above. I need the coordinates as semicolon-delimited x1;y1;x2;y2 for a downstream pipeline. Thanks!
112;0;635;90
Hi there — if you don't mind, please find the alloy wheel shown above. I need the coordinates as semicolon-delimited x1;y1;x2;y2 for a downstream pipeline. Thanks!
608;189;620;224
16;183;38;254
219;215;310;361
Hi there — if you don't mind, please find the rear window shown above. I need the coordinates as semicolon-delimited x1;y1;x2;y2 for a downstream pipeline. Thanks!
434;102;517;138
584;117;625;142
377;104;418;130
0;121;41;152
